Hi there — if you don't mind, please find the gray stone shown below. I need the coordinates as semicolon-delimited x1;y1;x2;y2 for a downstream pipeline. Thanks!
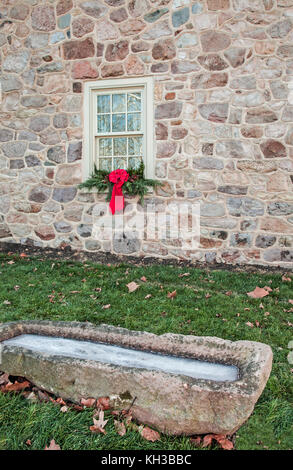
218;185;248;195
200;202;225;217
25;33;49;49
172;7;189;27
0;129;14;142
29;115;50;133
18;130;38;141
80;0;107;18
255;235;276;248
267;202;293;215
37;62;64;74
0;75;22;93
53;114;69;129
47;145;66;163
25;155;41;167
21;96;47;108
53;188;77;203
0;224;12;238
215;140;251;159
144;9;168;23
230;233;252;247
268;19;293;38
2;142;27;158
263;248;282;262
29;186;51;203
58;14;71;29
3;51;30;74
54;221;72;233
10;159;25;170
193;157;224;170
224;48;246;68
0;321;273;436
67;141;82;162
113;232;140;253
227;197;265;217
85;239;102;251
77;224;92;237
155;102;183;119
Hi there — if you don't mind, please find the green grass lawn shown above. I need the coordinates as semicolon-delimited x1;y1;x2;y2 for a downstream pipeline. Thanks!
0;252;292;450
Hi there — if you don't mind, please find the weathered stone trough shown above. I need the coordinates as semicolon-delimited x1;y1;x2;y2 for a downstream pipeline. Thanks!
0;321;272;436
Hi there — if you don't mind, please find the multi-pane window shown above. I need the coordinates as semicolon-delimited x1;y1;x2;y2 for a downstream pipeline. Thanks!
83;77;154;181
96;91;143;171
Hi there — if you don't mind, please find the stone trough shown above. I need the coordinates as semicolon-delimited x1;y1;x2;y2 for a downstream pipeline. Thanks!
0;321;272;436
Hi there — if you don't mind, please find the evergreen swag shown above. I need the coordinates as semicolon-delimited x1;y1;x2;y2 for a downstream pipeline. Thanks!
79;162;161;205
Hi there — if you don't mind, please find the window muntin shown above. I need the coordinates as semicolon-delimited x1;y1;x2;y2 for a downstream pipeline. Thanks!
95;89;144;172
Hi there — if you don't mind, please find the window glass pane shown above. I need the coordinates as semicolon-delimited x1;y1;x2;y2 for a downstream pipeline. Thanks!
99;158;112;171
97;114;111;133
112;113;126;132
97;95;110;114
129;157;142;170
99;138;112;156
113;157;127;169
113;137;127;156
127;92;141;112
128;136;142;156
112;94;126;113
127;113;141;132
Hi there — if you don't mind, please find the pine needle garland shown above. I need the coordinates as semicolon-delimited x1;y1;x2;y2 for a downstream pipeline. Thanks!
78;162;161;205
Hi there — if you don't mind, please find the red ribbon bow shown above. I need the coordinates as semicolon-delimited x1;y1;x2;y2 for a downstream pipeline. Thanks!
108;169;129;215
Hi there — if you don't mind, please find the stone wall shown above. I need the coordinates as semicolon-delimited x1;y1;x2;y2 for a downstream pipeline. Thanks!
0;0;292;266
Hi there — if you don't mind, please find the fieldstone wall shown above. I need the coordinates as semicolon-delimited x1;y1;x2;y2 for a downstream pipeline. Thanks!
0;0;292;266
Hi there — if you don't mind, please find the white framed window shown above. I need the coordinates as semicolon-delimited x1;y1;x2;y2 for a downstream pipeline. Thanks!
83;77;154;181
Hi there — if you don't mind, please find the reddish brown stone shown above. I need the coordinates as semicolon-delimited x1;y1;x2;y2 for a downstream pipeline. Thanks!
200;237;222;248
72;17;94;38
156;142;177;158
63;38;95;60
101;63;124;78
260;140;287;158
156;122;168;140
56;0;73;15
241;127;263;138
110;8;128;22
31;5;56;32
119;19;146;36
72;61;98;79
151;63;168;73
246;107;277;124
200;31;231;53
191;72;228;89
197;54;229;71
131;41;150;53
165;92;175;100
152;39;176;61
35;226;55;241
172;128;188;140
155;102;183;120
125;55;145;75
207;0;230;9
105;40;129;61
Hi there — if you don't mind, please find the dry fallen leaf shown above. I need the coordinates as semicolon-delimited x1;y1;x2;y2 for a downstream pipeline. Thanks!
225;291;232;296
140;276;147;282
45;439;61;451
102;304;111;309
114;420;126;436
247;287;270;299
80;397;96;408
0;373;9;386
179;272;190;278
214;434;234;450
145;294;152;299
97;396;110;410
190;437;201;447
60;406;68;413
246;321;254;328
90;410;108;434
202;434;214;447
167;290;177;299
126;281;140;293
282;275;291;282
4;380;31;392
141;426;160;442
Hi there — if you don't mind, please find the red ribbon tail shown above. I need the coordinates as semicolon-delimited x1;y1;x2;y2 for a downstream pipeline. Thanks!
109;183;124;215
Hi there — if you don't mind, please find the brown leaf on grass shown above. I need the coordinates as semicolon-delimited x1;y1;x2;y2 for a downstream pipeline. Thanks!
225;291;232;296
202;434;214;447
3;300;11;305
179;272;190;278
69;291;81;294
14;285;20;291
90;410;108;434
45;439;61;450
213;434;234;450
247;287;270;299
37;390;51;402
80;397;96;408
4;380;31;392
205;293;211;299
102;304;111;309
126;281;140;293
282;275;291;282
97;396;110;410
140;427;160;442
56;397;66;406
167;290;177;299
114;420;126;436
19;253;28;258
60;406;68;413
140;276;147;282
190;437;201;447
145;294;152;299
289;300;293;305
246;321;254;328
26;439;32;446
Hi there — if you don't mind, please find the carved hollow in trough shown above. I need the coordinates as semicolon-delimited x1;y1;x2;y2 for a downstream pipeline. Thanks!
0;321;273;436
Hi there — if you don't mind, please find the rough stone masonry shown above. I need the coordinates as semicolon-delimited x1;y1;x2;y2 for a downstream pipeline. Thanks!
0;0;292;266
